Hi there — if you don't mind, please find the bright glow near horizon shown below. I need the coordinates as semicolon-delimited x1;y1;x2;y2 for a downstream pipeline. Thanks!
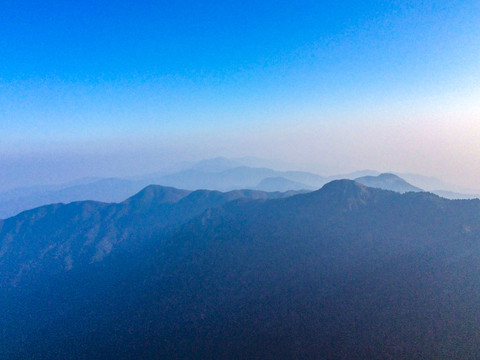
1;0;479;191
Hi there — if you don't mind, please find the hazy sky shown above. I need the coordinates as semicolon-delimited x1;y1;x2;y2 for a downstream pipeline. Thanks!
1;0;479;190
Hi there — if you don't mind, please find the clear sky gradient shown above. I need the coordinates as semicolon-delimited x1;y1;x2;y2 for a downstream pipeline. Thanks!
1;0;479;190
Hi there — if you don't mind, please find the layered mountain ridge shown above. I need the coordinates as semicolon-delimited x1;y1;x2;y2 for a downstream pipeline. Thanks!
2;158;478;219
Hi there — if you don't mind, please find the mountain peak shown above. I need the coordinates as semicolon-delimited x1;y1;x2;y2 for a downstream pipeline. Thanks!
355;173;422;193
305;180;374;210
376;172;402;179
256;177;311;192
124;185;190;207
320;179;368;193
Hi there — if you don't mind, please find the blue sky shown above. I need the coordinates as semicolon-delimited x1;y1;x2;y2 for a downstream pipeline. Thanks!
1;0;479;190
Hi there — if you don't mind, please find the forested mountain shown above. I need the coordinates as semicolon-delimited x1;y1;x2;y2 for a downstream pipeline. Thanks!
2;181;480;359
0;186;295;287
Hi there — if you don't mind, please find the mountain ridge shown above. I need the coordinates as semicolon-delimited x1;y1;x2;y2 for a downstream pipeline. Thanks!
0;185;302;287
3;157;478;218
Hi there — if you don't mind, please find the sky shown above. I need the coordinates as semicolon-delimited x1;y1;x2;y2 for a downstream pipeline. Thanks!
1;0;480;191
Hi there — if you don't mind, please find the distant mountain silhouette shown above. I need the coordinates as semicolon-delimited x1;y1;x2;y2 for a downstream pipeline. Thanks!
431;189;480;200
138;157;291;183
3;155;479;219
154;166;327;191
355;173;423;193
0;163;327;218
2;181;480;359
0;178;152;219
6;155;477;218
394;172;457;191
332;169;381;179
256;176;312;191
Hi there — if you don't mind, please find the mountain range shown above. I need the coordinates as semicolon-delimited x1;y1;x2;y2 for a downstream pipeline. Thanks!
0;158;326;219
2;180;480;359
0;186;300;287
2;157;478;219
